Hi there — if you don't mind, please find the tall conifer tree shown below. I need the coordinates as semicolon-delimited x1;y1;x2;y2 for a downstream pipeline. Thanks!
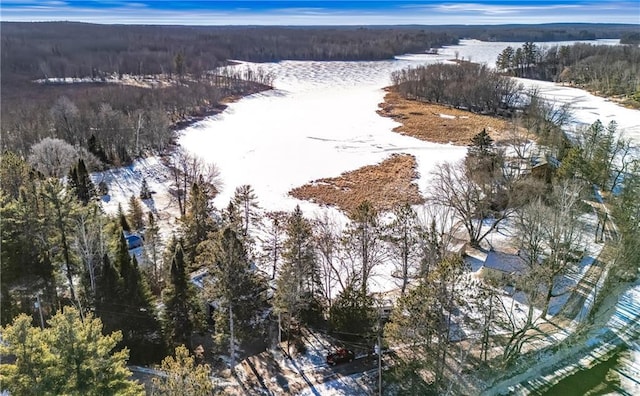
163;240;204;349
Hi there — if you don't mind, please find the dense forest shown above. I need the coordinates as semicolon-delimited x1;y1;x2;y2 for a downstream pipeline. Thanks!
0;22;459;161
390;62;522;116
496;42;640;106
1;22;460;83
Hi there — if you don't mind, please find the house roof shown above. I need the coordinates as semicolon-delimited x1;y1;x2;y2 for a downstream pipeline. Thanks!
482;251;527;274
464;246;488;272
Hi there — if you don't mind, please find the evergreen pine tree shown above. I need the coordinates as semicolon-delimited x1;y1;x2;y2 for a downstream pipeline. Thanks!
95;254;125;336
42;179;81;305
127;195;145;231
163;240;205;350
469;129;494;157
276;205;323;328
145;212;163;295
118;203;131;233
329;282;376;338
384;203;420;295
343;200;383;295
68;165;80;198
260;211;287;280
1;183;55;289
67;159;96;205
139;178;152;200
0;308;144;396
201;226;268;362
88;134;108;163
0;150;31;200
182;181;216;265
152;345;214;396
76;159;95;204
231;184;261;238
115;231;165;363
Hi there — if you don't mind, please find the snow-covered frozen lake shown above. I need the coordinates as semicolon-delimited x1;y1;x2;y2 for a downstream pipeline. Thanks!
179;56;467;213
179;38;638;214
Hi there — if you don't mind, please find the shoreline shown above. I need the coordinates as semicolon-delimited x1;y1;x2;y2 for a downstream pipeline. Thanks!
171;82;272;131
377;87;513;146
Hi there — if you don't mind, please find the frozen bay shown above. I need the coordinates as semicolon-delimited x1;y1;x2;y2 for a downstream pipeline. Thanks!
178;39;639;214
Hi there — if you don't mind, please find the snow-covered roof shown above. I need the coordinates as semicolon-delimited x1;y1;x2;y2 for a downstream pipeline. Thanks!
482;251;527;274
190;268;210;289
464;246;489;273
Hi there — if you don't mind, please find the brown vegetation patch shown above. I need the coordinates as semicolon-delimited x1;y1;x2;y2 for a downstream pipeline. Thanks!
378;88;512;145
290;153;424;213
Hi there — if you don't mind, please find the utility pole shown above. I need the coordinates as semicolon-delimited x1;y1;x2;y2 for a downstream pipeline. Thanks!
35;293;45;329
377;315;382;396
229;302;235;369
278;310;282;347
135;112;142;157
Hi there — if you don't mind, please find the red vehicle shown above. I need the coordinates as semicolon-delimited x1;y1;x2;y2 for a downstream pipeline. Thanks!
326;348;355;366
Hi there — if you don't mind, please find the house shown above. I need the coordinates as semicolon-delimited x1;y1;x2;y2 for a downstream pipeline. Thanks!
123;232;145;264
464;245;489;272
126;234;144;250
530;154;560;183
477;251;527;283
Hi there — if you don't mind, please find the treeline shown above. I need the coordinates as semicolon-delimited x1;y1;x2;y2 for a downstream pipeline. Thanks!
1;22;458;84
446;22;638;42
620;31;640;44
2;22;637;158
496;42;640;105
391;62;522;115
4;22;636;85
1;22;457;161
1;74;269;164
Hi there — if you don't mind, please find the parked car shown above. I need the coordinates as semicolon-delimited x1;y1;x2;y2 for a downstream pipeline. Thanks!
326;348;355;366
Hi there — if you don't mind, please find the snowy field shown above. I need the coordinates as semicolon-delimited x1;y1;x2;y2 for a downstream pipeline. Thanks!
91;156;181;242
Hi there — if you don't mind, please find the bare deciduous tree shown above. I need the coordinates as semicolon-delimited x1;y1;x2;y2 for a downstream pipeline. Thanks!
50;96;80;144
429;160;512;248
341;201;385;295
28;137;78;178
167;148;222;217
500;181;583;363
313;211;344;306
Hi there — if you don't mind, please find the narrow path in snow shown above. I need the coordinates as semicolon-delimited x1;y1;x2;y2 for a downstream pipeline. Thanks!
550;245;611;328
481;247;640;395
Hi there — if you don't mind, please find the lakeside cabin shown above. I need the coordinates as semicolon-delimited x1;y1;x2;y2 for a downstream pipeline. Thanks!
465;246;528;283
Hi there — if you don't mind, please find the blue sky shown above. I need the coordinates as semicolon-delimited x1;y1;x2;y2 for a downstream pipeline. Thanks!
1;1;638;25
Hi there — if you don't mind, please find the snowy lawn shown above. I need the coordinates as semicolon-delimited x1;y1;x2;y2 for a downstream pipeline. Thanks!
91;156;180;244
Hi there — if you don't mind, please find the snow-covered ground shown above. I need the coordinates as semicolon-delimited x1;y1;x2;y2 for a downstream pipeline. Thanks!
91;156;181;244
516;77;640;142
298;370;374;396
